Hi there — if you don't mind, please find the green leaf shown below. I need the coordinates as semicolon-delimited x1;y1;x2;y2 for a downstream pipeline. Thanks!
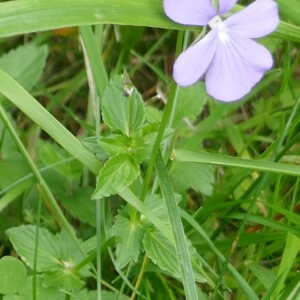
81;136;109;160
171;84;208;128
17;275;64;300
102;75;145;136
170;162;215;196
6;225;62;272
92;153;139;199
6;225;86;273
277;0;300;26
60;187;97;226
3;295;20;300
143;193;181;228
133;124;173;162
43;267;83;290
70;290;130;300
143;230;205;282
97;134;132;156
112;214;145;268
37;141;82;181
0;43;48;91
0;256;27;294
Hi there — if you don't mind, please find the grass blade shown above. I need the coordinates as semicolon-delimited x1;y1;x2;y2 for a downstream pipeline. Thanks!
155;152;198;300
174;149;300;177
0;1;298;43
0;68;101;175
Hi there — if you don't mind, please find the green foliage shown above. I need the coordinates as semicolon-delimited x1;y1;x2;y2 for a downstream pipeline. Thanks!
92;153;139;199
171;84;208;129
102;74;145;136
143;230;205;283
0;256;27;295
6;225;88;290
0;43;48;91
0;1;300;299
112;211;145;268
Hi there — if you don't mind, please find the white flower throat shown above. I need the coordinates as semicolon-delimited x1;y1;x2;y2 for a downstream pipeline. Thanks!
208;15;230;43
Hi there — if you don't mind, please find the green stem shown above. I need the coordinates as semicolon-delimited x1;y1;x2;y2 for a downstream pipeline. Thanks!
32;185;42;300
80;24;108;300
140;30;185;202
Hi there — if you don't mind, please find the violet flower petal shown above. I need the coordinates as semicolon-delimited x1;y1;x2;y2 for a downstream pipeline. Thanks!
225;0;279;38
163;0;216;26
218;0;238;14
173;30;218;86
205;34;273;101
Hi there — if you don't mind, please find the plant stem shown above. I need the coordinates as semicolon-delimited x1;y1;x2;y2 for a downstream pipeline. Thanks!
130;254;148;300
140;30;185;202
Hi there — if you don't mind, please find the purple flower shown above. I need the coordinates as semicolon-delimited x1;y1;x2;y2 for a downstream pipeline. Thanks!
163;0;279;101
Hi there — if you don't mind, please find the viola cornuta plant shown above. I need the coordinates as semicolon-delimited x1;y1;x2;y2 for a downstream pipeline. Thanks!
0;0;300;300
163;0;280;101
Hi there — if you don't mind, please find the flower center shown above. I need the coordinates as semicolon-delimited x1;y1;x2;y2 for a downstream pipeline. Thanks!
208;15;222;29
208;15;230;44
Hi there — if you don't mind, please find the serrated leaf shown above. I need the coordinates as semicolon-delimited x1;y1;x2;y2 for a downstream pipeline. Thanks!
102;75;145;136
81;136;109;160
170;162;215;196
0;256;27;294
143;230;205;282
0;43;48;91
133;124;173;162
112;214;144;268
92;153;139;199
97;134;132;156
6;225;62;272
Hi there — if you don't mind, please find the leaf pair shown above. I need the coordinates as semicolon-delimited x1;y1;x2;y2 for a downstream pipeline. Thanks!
111;194;205;282
91;75;171;199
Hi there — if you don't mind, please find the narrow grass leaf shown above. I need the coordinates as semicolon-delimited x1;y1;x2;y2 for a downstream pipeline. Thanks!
227;213;300;237
180;209;259;300
248;262;276;289
286;282;300;300
0;69;101;175
174;149;300;177
272;233;300;299
0;1;298;43
155;152;198;300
